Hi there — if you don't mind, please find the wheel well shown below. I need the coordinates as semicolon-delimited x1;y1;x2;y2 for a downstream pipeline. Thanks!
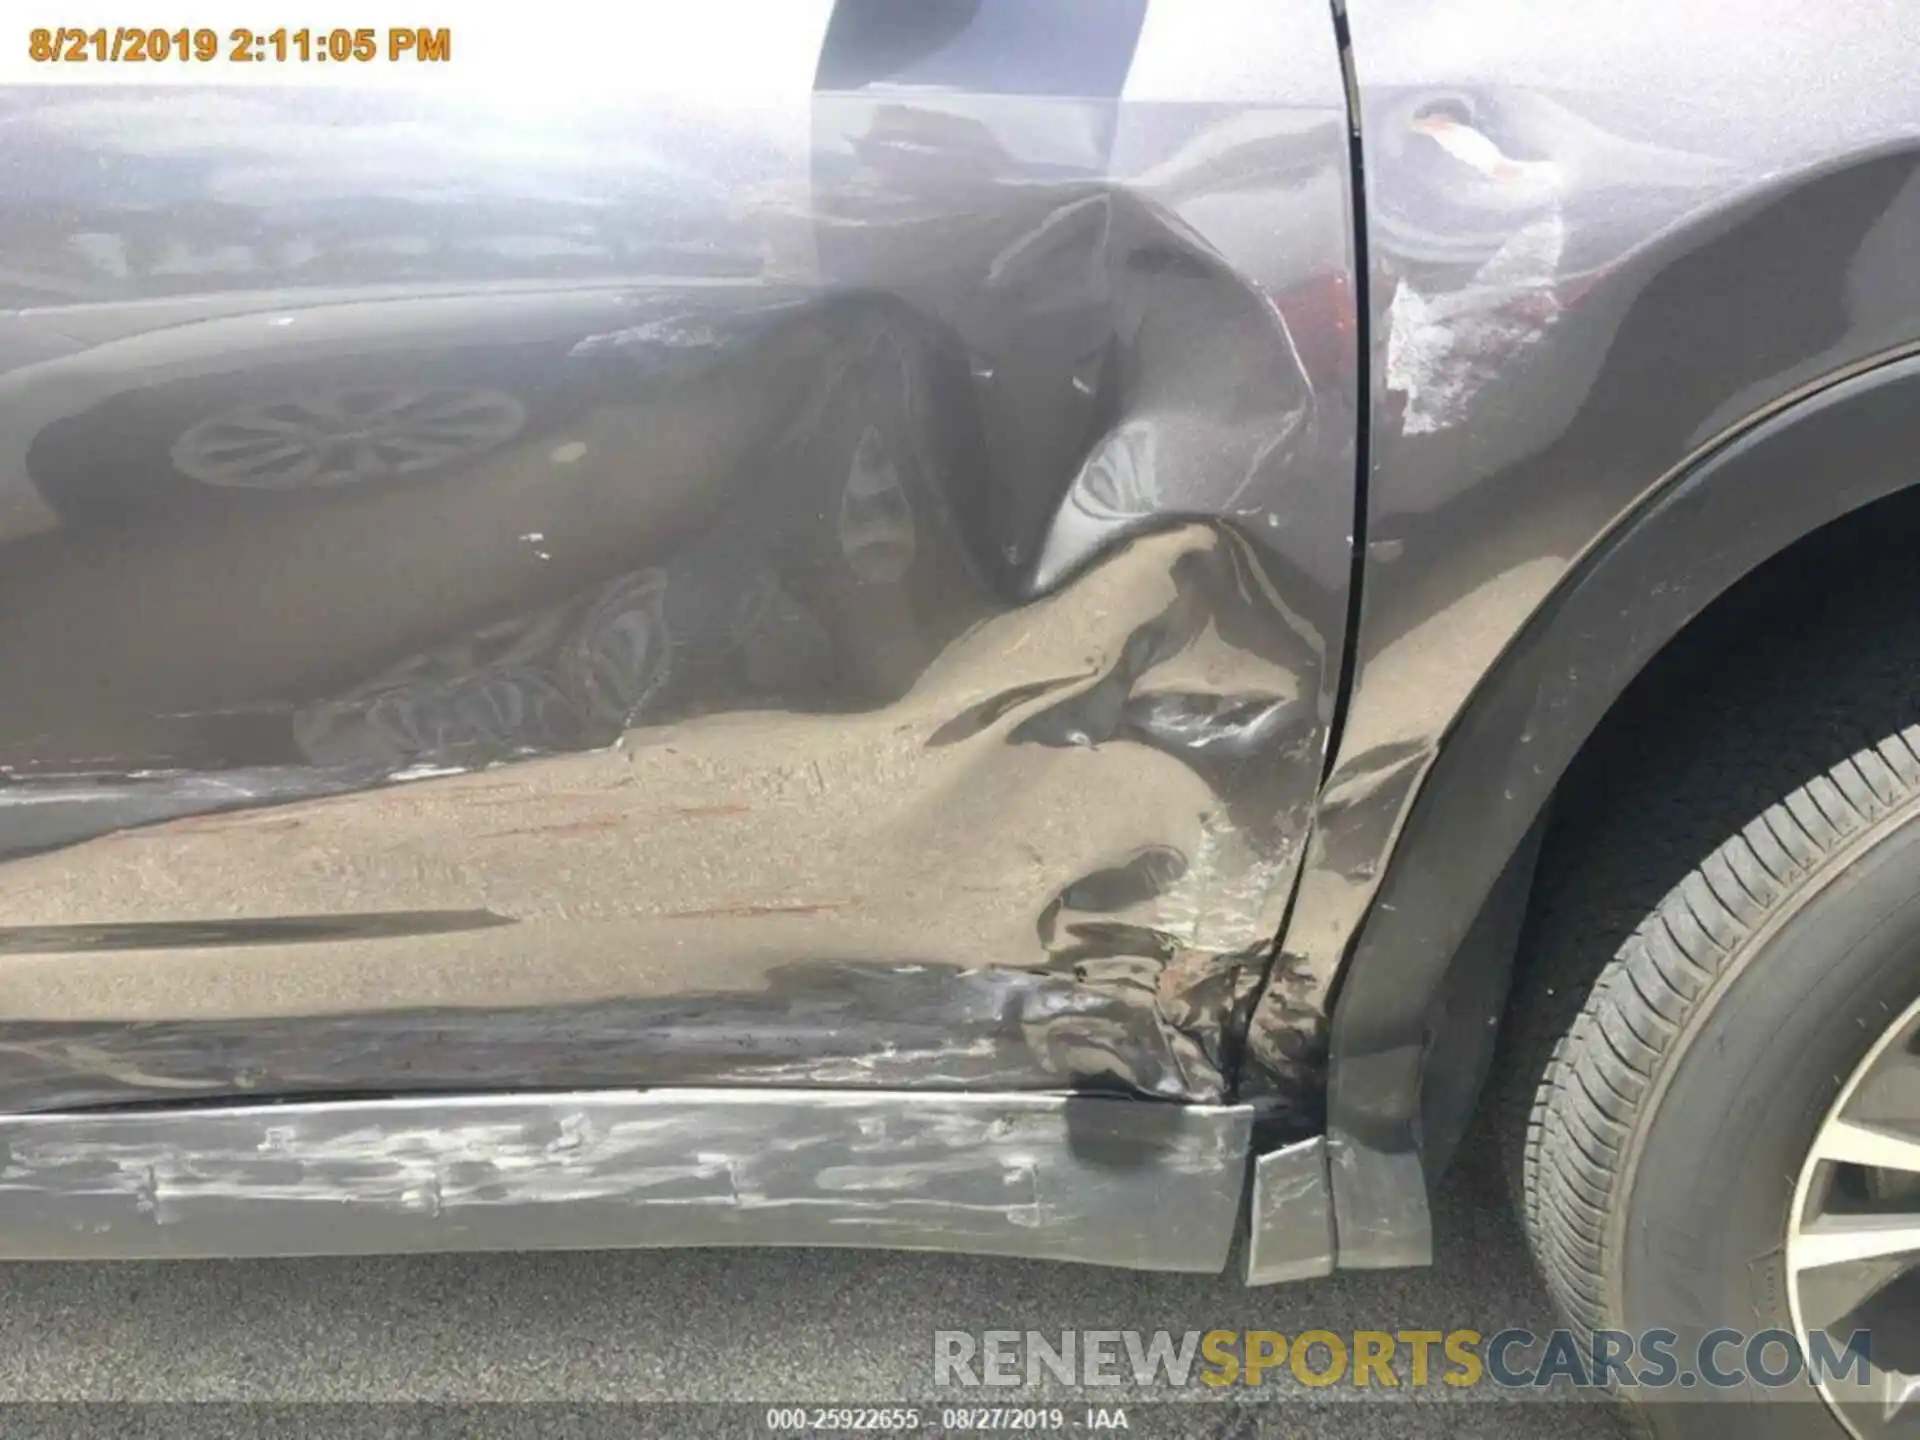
1479;482;1920;1173
1319;351;1920;1269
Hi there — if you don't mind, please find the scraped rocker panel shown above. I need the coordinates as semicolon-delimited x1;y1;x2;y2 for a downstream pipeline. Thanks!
0;1089;1254;1270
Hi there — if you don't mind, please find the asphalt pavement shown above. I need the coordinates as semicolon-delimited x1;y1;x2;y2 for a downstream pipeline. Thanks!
0;1123;1632;1440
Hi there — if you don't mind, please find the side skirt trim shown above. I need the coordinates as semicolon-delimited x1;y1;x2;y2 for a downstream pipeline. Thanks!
0;1088;1255;1271
1244;1136;1335;1285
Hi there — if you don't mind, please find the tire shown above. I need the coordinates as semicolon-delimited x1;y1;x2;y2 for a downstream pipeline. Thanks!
1517;726;1920;1439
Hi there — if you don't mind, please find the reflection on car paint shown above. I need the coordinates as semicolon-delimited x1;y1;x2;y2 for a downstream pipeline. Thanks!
0;1;1358;1121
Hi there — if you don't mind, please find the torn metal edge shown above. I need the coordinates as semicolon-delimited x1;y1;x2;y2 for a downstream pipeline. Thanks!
0;1088;1262;1272
1244;1135;1335;1285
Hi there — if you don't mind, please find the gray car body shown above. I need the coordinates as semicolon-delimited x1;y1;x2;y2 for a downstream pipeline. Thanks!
0;0;1915;1275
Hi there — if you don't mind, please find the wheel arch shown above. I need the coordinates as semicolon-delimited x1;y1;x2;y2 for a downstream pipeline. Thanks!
1321;346;1920;1267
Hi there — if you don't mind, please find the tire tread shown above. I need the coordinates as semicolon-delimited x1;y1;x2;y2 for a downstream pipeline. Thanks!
1522;723;1920;1340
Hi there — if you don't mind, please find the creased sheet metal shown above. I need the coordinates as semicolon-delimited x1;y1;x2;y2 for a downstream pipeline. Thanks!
0;4;1355;1115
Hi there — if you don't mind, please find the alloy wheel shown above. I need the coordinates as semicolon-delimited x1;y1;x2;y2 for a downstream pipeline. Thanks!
1789;990;1920;1434
169;385;527;490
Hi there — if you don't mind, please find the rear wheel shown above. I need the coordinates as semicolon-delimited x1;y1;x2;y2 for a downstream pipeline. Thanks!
1520;730;1920;1437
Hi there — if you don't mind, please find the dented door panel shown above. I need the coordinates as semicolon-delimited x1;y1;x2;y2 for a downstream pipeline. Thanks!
0;2;1356;1109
